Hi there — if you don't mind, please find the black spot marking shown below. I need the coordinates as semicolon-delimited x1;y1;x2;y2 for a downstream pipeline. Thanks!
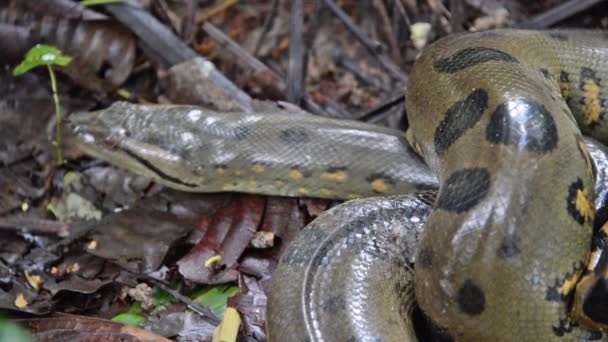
580;67;602;89
433;47;519;74
583;277;608;324
545;284;562;302
539;68;551;79
436;168;490;213
497;234;521;258
325;166;347;173
588;331;605;341
233;126;250;140
548;32;569;41
213;163;228;170
366;173;396;194
434;89;488;156
551;318;602;340
567;178;593;226
552;318;576;337
560;71;572;102
418;247;433;269
321;295;346;314
578;67;605;129
545;262;585;302
280;128;310;144
485;98;558;153
457;279;485;316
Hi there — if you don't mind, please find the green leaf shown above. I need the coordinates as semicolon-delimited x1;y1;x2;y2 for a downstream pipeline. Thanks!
191;285;239;318
153;287;178;306
0;319;32;342
127;302;143;314
13;45;72;76
111;313;146;326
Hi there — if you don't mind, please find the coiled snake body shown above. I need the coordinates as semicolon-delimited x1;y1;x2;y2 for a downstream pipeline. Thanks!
70;30;608;341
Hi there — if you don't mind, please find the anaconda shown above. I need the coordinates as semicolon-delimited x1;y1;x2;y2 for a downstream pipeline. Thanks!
68;30;608;341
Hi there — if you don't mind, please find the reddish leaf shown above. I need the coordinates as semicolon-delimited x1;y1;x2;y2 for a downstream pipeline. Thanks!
86;192;227;273
178;195;266;284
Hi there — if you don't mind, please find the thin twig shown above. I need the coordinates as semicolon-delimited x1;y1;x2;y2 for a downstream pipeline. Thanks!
394;0;411;27
202;22;350;117
105;2;254;112
253;0;281;56
517;0;606;29
336;49;388;91
0;217;70;236
322;0;407;82
287;0;306;104
358;93;405;122
47;65;63;166
372;0;401;62
146;277;221;325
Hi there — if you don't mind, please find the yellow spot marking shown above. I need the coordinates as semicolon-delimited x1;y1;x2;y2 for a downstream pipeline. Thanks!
87;240;98;250
578;140;594;177
371;179;389;193
289;169;304;180
560;269;583;296
298;187;310;196
560;81;570;100
579;140;592;167
221;184;234;191
24;272;42;292
347;193;363;200
246;180;258;192
601;223;608;235
275;180;286;188
320;170;349;183
253;165;266;173
319;188;334;197
216;167;226;175
582;79;602;126
414;142;424;157
576;188;594;223
234;169;243;176
587;249;602;271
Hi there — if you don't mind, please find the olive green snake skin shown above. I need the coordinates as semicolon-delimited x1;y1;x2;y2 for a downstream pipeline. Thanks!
68;30;608;341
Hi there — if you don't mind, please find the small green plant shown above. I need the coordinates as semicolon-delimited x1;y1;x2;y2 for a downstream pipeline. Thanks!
190;285;239;318
111;303;146;326
13;45;72;166
0;318;32;342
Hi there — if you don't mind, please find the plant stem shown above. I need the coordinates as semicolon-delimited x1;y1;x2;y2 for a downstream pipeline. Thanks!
47;65;63;166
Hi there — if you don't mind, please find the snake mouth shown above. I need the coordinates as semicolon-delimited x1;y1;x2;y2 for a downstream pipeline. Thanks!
67;110;200;190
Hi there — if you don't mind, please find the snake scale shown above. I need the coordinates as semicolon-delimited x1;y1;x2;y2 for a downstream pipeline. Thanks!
68;30;608;341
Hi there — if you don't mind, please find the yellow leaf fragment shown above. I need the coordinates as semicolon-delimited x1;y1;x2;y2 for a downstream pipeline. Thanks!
25;271;43;291
15;293;28;308
205;255;222;268
212;307;241;342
